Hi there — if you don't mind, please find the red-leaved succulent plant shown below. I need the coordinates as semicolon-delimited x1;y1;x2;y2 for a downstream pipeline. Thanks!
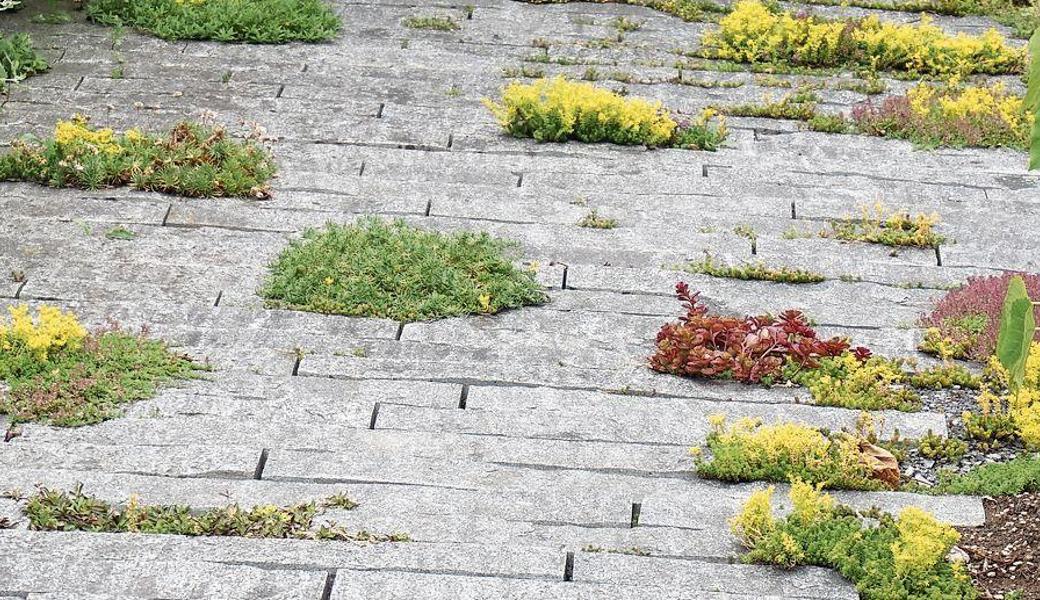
650;282;862;383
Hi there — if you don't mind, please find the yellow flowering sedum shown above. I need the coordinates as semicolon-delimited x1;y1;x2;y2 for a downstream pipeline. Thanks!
891;507;961;577
53;115;123;156
483;77;677;146
703;0;1023;77
909;83;1033;141
1009;342;1040;446
729;485;776;548
696;415;882;489
0;304;87;361
732;481;974;597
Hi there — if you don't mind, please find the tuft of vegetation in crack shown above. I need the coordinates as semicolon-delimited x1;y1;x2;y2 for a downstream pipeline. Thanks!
21;485;409;542
0;305;202;427
0;33;49;93
0;116;275;198
682;254;825;284
402;15;460;30
261;218;547;322
84;0;341;43
577;209;617;229
821;204;947;249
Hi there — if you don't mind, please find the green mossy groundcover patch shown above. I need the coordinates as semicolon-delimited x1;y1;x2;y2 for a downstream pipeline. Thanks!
0;305;202;427
84;0;341;43
732;481;978;600
0;117;275;198
928;454;1040;495
261;218;548;322
0;33;49;92
21;486;409;542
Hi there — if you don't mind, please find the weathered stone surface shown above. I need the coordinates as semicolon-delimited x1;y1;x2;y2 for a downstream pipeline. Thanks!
0;0;1028;595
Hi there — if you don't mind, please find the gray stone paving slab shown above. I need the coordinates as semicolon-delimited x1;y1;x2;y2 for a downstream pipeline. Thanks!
0;531;562;579
0;553;326;599
329;568;857;599
1;0;1034;596
0;442;260;479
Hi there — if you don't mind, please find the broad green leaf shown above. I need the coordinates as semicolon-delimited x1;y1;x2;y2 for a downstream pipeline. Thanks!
1032;113;1040;171
996;276;1036;390
1028;28;1040;115
1029;29;1040;170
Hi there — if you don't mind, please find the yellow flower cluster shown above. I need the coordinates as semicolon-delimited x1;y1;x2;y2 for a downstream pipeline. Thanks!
908;82;1033;137
706;415;863;472
963;346;1040;447
1009;342;1040;446
53;115;123;156
703;0;1023;77
483;77;677;146
0;304;87;361
729;485;776;548
891;507;961;577
800;353;916;411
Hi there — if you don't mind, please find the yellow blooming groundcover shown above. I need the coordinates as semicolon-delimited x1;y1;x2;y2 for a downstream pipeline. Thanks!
703;0;1024;77
0;305;87;362
0;116;275;198
853;83;1034;149
484;77;728;149
484;76;678;145
0;305;200;426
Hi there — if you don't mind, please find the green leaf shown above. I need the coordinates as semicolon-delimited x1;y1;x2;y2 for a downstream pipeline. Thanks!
1031;113;1040;171
1029;29;1040;170
1028;28;1040;115
996;275;1036;390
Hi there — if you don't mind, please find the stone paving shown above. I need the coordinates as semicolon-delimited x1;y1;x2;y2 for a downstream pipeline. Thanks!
1;0;1038;598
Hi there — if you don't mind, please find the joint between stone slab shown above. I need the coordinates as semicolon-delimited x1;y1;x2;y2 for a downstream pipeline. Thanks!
358;160;366;177
161;203;172;226
376;103;385;119
395;322;405;341
252;448;270;480
458;384;469;409
630;502;642;528
935;245;943;267
320;570;337;600
790;200;797;219
446;133;454;149
13;280;26;299
369;402;381;430
563;551;575;582
213;290;223;307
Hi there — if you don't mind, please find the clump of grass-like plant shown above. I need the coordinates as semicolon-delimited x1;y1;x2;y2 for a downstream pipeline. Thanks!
85;0;340;43
261;218;547;322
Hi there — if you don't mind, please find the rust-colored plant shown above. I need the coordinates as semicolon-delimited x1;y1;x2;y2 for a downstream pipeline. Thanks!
650;282;856;383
